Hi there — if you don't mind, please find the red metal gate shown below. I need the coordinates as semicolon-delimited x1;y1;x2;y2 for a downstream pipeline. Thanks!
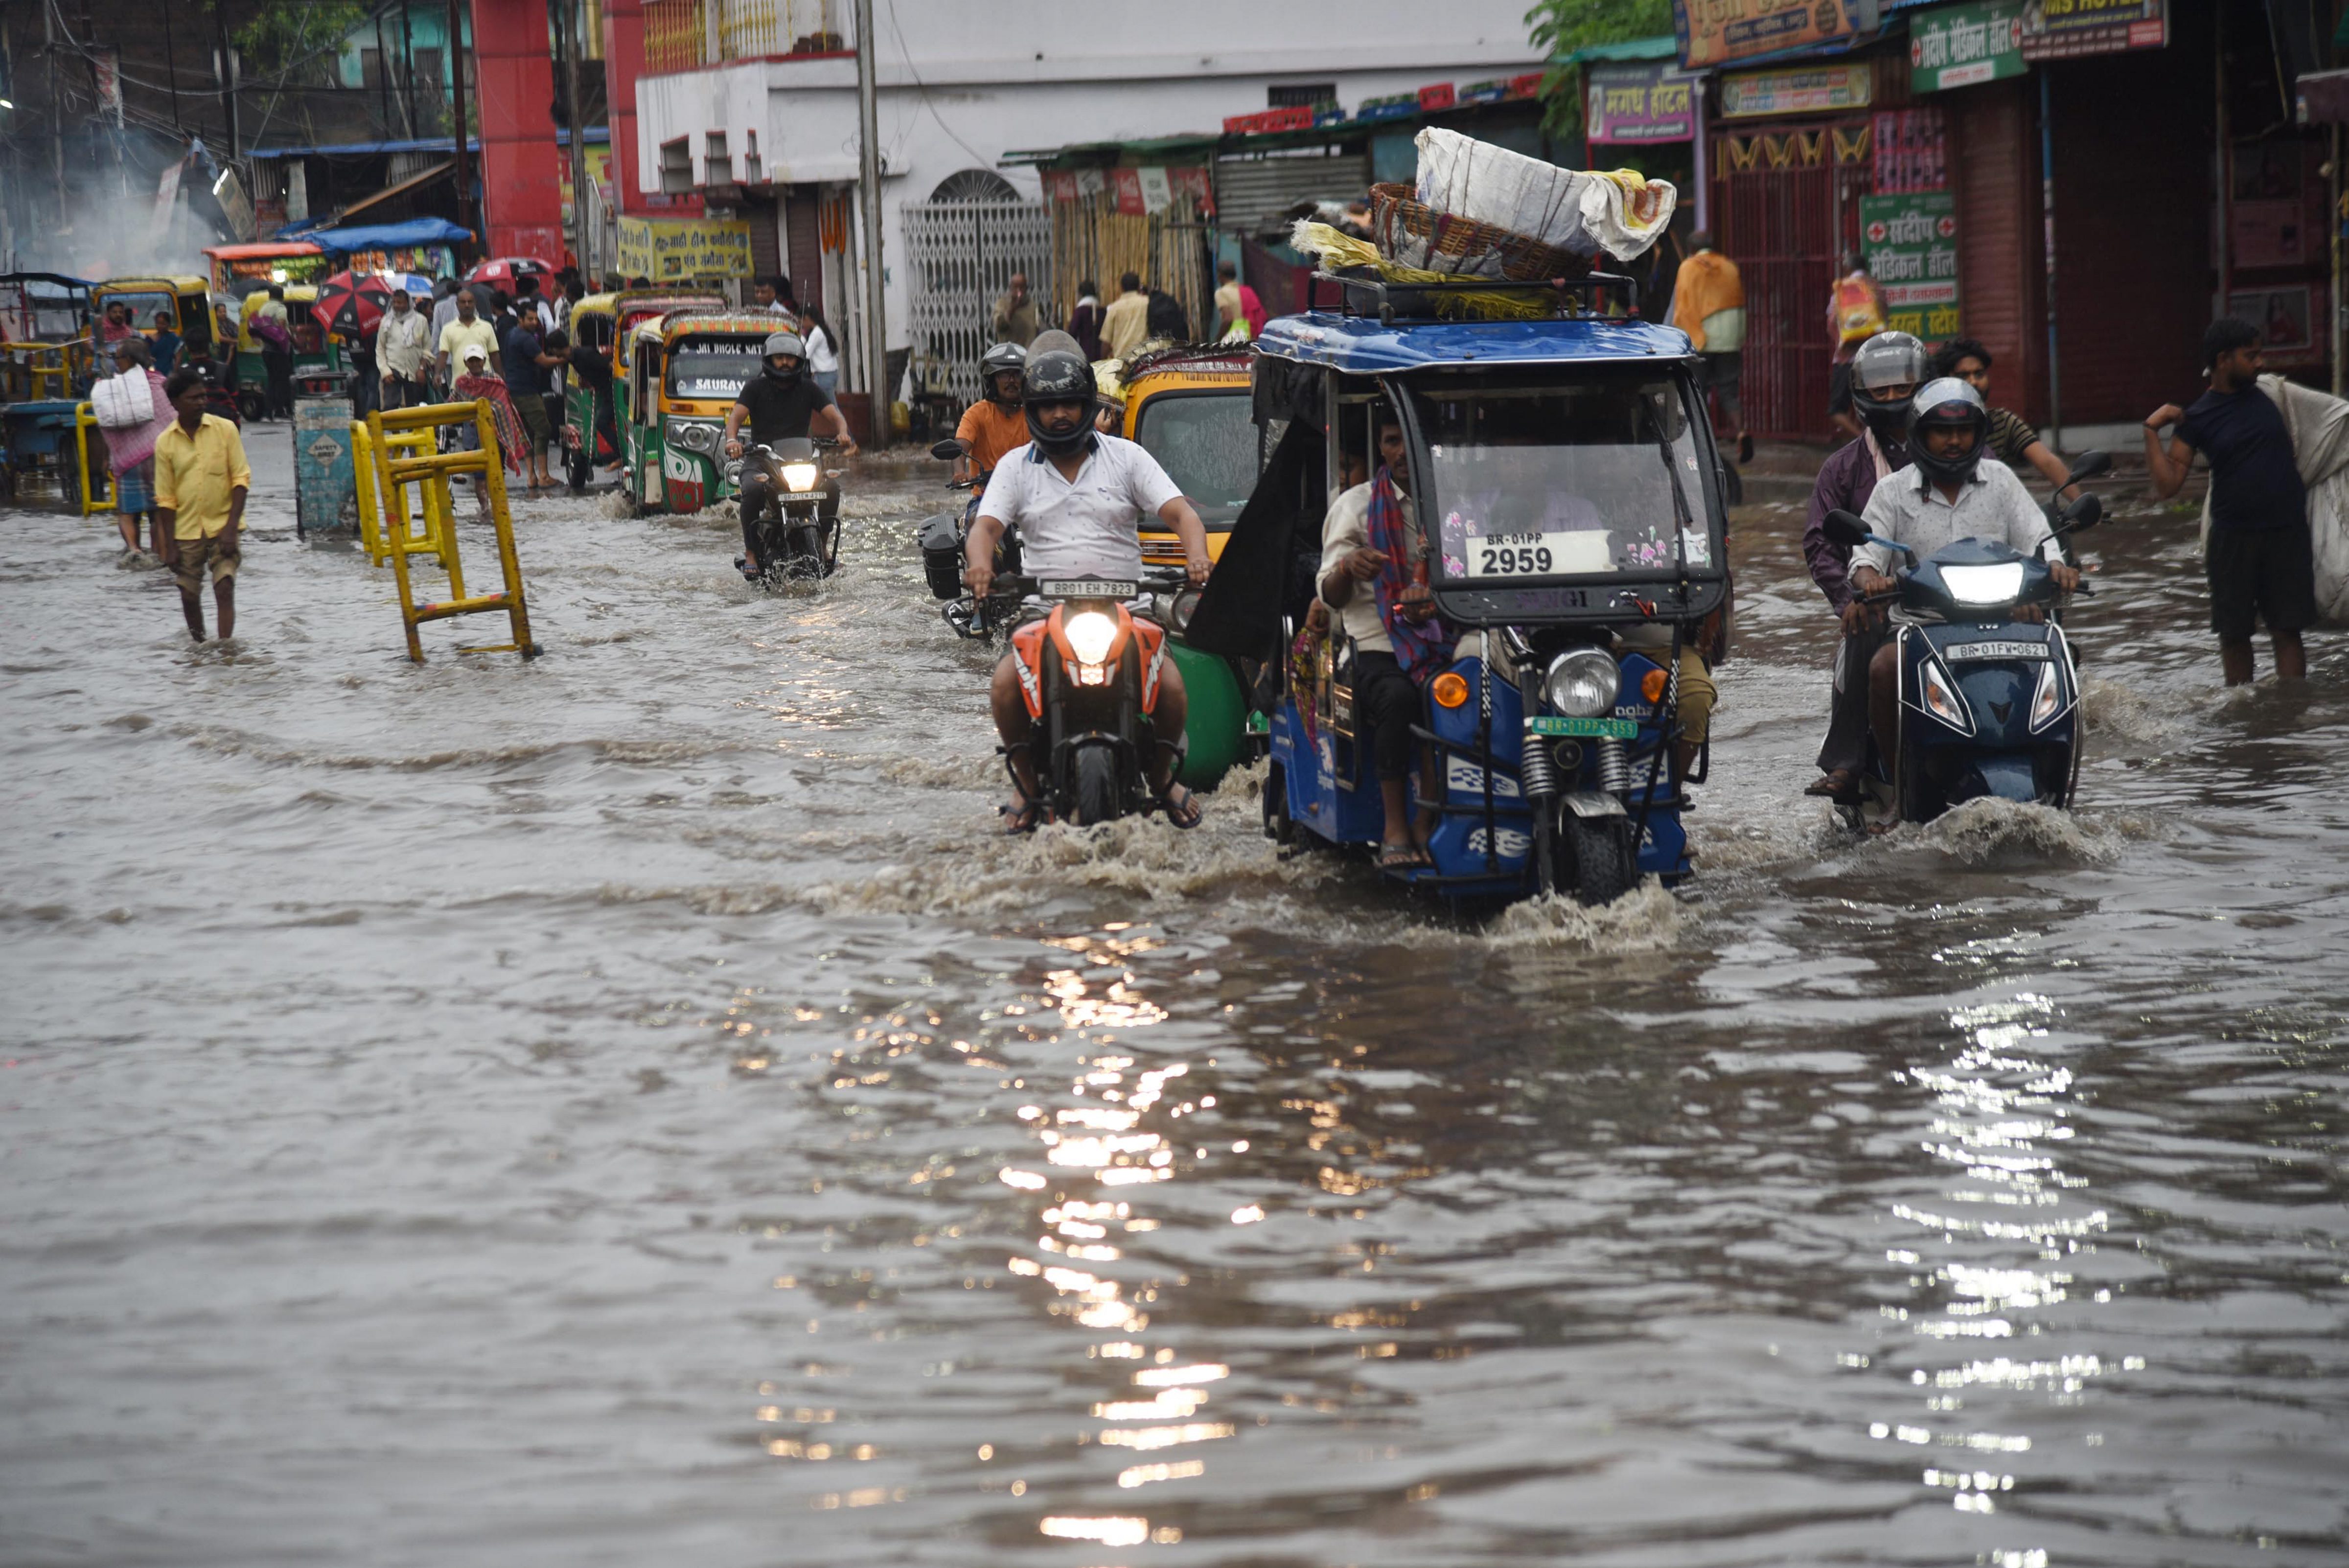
1710;122;1870;441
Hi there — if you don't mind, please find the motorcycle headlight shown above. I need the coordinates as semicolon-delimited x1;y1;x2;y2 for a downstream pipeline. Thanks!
1543;648;1620;718
780;461;820;493
1064;609;1118;666
1940;561;2027;605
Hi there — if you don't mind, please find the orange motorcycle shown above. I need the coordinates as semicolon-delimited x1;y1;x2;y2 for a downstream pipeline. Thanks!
1002;570;1189;826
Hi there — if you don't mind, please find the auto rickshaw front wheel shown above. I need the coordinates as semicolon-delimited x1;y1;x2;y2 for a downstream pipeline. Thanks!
236;390;266;424
566;451;592;492
1564;813;1636;905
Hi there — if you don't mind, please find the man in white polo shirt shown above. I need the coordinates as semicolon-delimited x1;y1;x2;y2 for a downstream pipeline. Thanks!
965;342;1212;830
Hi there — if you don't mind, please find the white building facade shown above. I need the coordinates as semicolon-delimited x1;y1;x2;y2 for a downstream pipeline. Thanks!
630;0;1547;401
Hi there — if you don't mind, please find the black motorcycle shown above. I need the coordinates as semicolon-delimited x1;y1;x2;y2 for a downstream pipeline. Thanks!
919;437;1023;639
732;437;842;582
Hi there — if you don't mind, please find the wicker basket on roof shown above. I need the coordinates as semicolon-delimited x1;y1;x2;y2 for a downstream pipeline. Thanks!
1367;182;1591;283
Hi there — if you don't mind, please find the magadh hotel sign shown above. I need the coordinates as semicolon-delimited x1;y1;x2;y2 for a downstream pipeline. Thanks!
1720;63;1873;118
1862;191;1961;342
1911;0;2025;92
1586;65;1699;144
2019;0;2166;60
616;217;753;282
1675;0;1873;69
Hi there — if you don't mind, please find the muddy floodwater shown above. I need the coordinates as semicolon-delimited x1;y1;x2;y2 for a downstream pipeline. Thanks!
3;439;2346;1568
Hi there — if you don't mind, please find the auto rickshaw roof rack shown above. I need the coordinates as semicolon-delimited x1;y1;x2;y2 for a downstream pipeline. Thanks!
1315;269;1641;326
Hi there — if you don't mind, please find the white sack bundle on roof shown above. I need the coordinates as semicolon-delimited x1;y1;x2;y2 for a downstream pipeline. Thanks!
1414;127;1677;261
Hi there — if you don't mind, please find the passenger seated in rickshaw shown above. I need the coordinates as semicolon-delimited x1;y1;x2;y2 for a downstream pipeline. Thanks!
1312;412;1448;870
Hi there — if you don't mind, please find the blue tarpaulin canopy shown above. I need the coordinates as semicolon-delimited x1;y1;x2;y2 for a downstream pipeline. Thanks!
301;219;474;254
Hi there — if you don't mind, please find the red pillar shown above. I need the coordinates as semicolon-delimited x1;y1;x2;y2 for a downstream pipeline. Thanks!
471;0;565;263
601;0;648;217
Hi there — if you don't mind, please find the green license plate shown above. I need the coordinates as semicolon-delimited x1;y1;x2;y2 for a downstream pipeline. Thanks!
1526;715;1638;738
1244;711;1270;735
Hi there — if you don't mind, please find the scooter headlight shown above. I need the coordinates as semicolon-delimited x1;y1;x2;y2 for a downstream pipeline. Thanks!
1543;648;1621;718
1064;610;1118;667
1940;561;2027;605
2029;657;2065;731
779;461;820;493
1919;657;1974;734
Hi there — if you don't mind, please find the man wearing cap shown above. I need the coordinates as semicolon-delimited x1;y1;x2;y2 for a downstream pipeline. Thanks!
721;331;858;576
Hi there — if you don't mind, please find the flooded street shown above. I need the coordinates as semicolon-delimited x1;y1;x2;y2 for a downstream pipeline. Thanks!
4;439;2346;1567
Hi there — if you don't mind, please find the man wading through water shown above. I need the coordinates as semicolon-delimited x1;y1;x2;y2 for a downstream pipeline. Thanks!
2145;318;2317;685
153;369;252;642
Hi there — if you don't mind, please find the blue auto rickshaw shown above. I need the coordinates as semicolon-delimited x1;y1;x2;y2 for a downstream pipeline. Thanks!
1250;273;1732;905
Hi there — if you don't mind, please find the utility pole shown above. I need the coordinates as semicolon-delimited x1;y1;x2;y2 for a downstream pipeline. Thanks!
163;5;182;133
447;0;471;239
213;0;239;157
46;0;65;224
854;0;887;448
559;0;589;275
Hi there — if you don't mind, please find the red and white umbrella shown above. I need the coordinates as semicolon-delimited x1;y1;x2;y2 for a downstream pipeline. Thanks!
463;256;554;288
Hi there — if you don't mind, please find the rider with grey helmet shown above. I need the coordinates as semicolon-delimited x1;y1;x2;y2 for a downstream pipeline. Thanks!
1803;329;1927;798
723;330;858;576
964;346;1214;830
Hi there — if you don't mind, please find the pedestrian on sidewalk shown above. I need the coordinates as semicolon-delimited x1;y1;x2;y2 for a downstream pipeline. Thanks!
377;288;432;410
1100;273;1150;361
153;369;252;643
1067;279;1105;361
502;308;561;490
149;311;183;376
991;273;1041;347
1929;338;2075;499
249;285;296;421
1826;253;1886;442
1671;230;1750;464
98;336;175;558
2145;317;2314;685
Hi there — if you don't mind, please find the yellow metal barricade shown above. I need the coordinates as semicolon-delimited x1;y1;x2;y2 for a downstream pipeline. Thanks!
73;403;111;516
365;400;537;663
351;421;453;571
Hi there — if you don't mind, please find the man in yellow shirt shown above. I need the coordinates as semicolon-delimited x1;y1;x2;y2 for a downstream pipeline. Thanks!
1670;231;1750;463
1099;271;1151;361
435;289;500;392
153;369;253;642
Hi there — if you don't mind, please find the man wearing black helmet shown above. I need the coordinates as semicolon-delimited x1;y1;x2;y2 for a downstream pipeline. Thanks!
1846;378;2079;796
723;329;857;576
966;347;1213;830
955;342;1030;486
1804;329;1923;799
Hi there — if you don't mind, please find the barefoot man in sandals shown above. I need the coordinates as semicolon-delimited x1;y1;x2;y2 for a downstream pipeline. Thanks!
964;342;1212;832
1313;408;1448;871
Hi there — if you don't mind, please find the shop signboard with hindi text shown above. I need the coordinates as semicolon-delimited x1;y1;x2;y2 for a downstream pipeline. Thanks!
1861;191;1960;344
1675;0;1872;69
2019;0;2166;61
1911;0;2025;92
616;217;753;282
1720;63;1873;119
1586;65;1699;144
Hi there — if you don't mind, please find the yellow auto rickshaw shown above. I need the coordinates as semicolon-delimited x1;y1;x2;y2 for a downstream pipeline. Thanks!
91;276;215;368
629;311;780;515
1118;345;1258;568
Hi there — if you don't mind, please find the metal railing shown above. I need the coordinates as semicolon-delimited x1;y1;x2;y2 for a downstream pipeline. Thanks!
644;0;848;75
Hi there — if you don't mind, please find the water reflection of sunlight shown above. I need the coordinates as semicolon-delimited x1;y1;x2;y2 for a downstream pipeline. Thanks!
993;933;1226;1546
1865;992;2119;1540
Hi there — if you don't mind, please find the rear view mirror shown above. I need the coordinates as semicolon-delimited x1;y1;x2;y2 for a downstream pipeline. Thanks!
2059;492;2103;531
930;437;967;461
2063;449;2112;485
1820;508;1869;550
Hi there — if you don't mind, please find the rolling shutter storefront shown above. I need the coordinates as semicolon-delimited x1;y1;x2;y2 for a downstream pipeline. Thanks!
1212;151;1373;236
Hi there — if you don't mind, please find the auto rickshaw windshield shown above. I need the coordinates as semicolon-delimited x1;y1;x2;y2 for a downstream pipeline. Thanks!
667;337;767;399
101;289;178;327
1410;373;1717;582
1133;390;1255;526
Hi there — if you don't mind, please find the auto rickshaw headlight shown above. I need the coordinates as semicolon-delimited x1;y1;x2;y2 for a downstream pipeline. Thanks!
668;419;717;454
780;460;820;493
1544;649;1620;718
1064;610;1119;667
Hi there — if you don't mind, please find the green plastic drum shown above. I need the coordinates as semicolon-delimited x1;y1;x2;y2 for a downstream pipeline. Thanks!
1170;640;1246;790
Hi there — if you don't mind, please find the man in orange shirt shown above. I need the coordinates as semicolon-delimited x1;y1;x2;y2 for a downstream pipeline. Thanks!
954;342;1031;484
1670;231;1750;463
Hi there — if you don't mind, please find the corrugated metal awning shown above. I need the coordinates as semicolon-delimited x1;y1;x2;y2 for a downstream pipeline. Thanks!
1213;152;1373;235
